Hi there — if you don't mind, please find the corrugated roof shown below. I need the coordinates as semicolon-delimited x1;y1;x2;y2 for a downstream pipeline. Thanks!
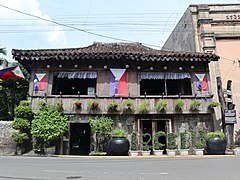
12;42;219;62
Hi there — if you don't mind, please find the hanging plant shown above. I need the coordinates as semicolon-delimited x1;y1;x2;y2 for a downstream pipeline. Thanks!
190;100;201;111
137;101;149;114
174;99;184;111
74;99;82;108
208;101;221;108
123;99;134;110
156;99;167;112
87;99;100;111
107;101;119;112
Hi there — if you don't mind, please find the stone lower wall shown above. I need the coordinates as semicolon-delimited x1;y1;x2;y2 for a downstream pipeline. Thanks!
0;121;16;155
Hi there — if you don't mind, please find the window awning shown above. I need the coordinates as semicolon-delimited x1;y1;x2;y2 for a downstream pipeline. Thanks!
55;72;97;79
139;72;191;80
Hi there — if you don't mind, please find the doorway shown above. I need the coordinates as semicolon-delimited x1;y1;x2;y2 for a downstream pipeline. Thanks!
70;123;90;155
139;119;168;153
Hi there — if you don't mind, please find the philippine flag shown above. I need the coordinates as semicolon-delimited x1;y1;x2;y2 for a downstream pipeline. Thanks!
195;74;208;91
0;66;24;80
34;73;46;91
110;69;127;96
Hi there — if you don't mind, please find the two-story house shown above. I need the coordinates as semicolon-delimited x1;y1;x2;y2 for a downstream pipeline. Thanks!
12;42;219;155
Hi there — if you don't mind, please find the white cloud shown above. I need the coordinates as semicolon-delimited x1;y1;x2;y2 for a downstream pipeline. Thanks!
0;0;67;47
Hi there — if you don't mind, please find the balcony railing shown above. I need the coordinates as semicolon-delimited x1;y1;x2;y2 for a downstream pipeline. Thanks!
30;95;215;115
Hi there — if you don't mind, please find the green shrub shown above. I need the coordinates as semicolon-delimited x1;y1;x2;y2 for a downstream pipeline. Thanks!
89;116;113;152
11;118;30;130
131;132;137;151
142;133;151;151
111;129;127;137
180;132;190;149
167;132;178;149
156;99;167;112
31;105;69;154
15;106;32;119
11;132;29;144
191;130;206;149
153;131;166;150
174;99;184;111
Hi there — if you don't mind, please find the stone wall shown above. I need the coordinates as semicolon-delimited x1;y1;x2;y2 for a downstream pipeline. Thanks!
0;121;16;155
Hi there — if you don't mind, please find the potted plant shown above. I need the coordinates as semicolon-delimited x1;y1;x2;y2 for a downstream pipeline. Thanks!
153;131;166;156
107;129;130;156
156;99;167;112
141;132;151;156
74;99;82;109
137;101;149;114
191;130;206;156
166;132;178;156
107;101;119;112
122;99;134;113
189;100;201;111
180;132;190;156
129;131;139;156
206;131;226;155
208;101;221;109
174;99;184;111
87;99;100;111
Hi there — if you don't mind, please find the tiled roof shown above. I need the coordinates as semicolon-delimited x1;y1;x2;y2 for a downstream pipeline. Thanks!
12;42;219;62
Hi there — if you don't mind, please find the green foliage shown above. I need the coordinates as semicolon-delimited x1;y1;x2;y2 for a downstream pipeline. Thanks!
89;116;113;152
11;102;32;149
11;132;29;144
137;101;149;114
153;131;166;150
156;99;167;112
37;100;47;108
11;118;30;130
111;129;127;138
207;131;225;140
208;101;221;108
123;99;134;109
53;98;63;112
89;116;113;135
107;101;119;111
31;105;68;153
87;99;100;110
191;130;206;149
190;100;201;111
180;132;190;149
142;133;151;151
167;132;178;149
15;105;32;119
19;100;30;106
131;131;137;151
174;99;184;111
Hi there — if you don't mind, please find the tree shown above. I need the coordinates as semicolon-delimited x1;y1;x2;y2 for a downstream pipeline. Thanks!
89;116;113;152
31;103;68;154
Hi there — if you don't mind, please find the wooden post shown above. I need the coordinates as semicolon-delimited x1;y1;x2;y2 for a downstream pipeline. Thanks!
217;77;235;154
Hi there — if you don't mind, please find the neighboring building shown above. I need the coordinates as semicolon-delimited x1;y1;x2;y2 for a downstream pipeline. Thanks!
12;42;218;155
163;4;240;145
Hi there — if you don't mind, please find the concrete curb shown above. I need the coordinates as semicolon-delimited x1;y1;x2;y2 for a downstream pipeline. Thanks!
53;154;236;159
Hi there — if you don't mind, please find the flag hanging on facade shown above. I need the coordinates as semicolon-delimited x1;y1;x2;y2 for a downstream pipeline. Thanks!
110;69;127;96
0;66;24;80
34;73;46;91
195;74;208;91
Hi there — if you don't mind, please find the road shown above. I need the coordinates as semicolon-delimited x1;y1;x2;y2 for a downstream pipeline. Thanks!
0;156;239;180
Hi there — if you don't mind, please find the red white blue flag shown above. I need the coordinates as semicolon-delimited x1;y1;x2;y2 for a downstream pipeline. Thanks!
34;73;46;91
195;74;208;91
0;66;24;80
110;69;127;96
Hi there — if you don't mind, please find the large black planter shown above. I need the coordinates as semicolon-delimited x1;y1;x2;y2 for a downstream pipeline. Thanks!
107;137;130;156
207;136;227;155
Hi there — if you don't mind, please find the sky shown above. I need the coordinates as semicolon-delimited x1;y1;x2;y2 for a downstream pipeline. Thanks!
0;0;240;61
